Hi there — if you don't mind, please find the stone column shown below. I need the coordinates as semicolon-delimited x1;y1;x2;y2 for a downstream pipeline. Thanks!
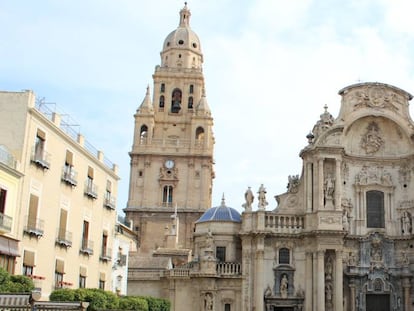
241;237;252;311
403;277;411;311
335;250;343;311
313;252;318;311
335;159;342;211
317;250;325;311
306;162;313;213
349;281;356;311
305;252;313;310
319;158;324;210
254;236;265;311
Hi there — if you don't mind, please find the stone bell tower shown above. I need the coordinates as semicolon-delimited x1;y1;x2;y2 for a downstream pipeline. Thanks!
124;3;215;255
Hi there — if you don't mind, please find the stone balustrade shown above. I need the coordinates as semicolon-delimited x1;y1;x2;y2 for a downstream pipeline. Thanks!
265;214;304;233
216;262;241;276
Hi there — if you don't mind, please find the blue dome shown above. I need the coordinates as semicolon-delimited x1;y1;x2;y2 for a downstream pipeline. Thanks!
197;197;241;223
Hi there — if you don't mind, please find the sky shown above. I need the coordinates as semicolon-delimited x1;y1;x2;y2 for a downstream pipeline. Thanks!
2;0;414;214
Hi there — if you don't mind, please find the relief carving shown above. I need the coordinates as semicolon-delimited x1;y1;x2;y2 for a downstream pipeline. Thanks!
355;165;393;187
398;162;411;186
351;86;398;111
360;122;384;154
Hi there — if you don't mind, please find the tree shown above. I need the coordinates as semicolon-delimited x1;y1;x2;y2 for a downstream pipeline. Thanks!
0;268;34;293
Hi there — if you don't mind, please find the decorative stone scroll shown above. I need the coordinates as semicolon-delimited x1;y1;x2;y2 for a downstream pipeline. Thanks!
360;122;384;154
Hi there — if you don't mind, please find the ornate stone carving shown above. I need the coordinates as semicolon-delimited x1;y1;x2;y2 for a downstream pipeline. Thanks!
351;85;398;111
203;292;214;311
398;162;411;186
280;274;288;298
360;122;384;154
311;105;335;140
287;175;299;193
401;211;412;236
319;216;341;225
257;184;268;210
355;165;393;186
242;187;254;211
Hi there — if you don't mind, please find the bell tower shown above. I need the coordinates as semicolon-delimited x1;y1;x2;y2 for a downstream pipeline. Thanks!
125;4;214;254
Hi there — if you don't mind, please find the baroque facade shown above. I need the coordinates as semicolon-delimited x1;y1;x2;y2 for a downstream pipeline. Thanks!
0;91;120;299
127;4;414;311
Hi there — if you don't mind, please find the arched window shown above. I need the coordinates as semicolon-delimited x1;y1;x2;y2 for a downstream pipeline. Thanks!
171;88;182;113
189;84;194;94
196;127;204;141
140;125;148;144
366;190;385;228
188;96;193;109
160;83;165;93
159;95;165;108
279;248;290;264
163;186;173;206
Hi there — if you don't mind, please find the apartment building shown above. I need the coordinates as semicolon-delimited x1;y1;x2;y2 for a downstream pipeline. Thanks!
0;90;119;299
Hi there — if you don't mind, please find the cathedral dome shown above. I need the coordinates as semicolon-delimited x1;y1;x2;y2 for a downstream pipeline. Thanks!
162;4;201;54
197;197;241;223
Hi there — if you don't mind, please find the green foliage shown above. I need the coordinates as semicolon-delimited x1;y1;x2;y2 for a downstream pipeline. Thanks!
119;296;148;311
49;287;170;311
50;288;76;301
0;268;34;293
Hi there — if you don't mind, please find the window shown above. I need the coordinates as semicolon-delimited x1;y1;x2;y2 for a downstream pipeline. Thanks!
23;250;35;277
34;129;45;159
171;88;182;113
0;188;6;214
367;190;385;228
101;232;109;258
57;209;70;246
85;166;97;199
0;254;15;274
64;150;73;173
25;194;43;236
159;95;165;108
279;248;290;264
189;84;194;94
188;96;193;109
160;83;165;93
55;259;64;288
62;150;77;186
162;186;173;206
99;273;106;290
216;246;226;262
79;267;87;288
140;125;148;144
224;304;231;311
81;220;92;253
87;167;94;188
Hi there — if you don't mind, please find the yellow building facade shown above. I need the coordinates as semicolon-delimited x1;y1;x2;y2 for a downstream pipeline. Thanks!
0;90;119;299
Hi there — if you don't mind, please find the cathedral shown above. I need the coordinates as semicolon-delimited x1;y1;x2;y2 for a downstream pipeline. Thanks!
125;4;414;311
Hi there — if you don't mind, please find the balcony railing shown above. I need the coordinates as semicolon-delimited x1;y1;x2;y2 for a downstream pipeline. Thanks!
0;212;12;233
104;196;116;210
166;268;190;278
31;147;51;169
61;167;78;186
100;247;112;262
0;145;17;169
56;229;72;248
84;182;98;199
265;214;305;233
80;239;94;255
23;217;44;237
216;262;242;276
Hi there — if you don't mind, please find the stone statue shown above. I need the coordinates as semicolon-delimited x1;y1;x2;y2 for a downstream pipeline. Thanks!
401;211;411;235
204;292;213;311
243;187;254;211
205;229;213;250
264;285;272;297
324;175;335;200
257;184;268;210
342;210;349;231
280;274;288;298
348;251;357;266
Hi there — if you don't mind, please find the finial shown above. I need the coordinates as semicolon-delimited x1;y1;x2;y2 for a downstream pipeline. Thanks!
146;85;150;95
323;104;328;112
221;193;226;206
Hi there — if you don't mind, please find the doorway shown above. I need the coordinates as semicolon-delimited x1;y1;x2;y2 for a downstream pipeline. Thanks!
366;294;390;311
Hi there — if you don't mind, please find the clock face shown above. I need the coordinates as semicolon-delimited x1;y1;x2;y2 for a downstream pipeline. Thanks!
165;159;175;169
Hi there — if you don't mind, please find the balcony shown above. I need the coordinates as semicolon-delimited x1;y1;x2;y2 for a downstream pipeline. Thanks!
31;147;51;170
80;239;94;256
265;214;305;234
84;182;98;199
0;213;12;234
100;247;112;262
23;217;44;238
55;229;72;248
61;167;77;187
104;196;116;210
216;262;242;276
